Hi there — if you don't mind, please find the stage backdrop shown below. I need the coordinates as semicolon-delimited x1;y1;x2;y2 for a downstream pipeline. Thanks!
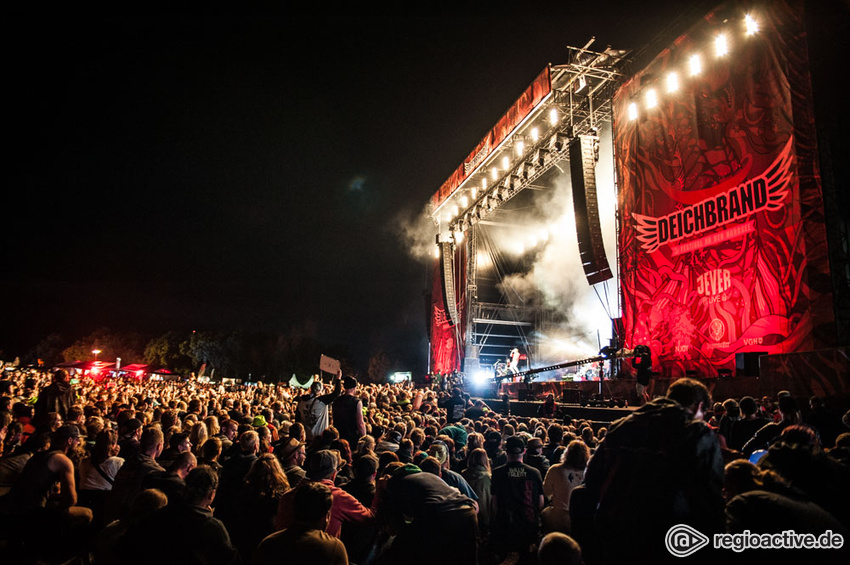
614;0;835;378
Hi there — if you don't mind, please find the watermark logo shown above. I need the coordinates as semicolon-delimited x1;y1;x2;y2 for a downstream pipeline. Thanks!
666;524;710;557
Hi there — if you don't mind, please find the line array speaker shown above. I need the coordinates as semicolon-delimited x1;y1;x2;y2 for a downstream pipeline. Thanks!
440;242;459;326
569;135;613;285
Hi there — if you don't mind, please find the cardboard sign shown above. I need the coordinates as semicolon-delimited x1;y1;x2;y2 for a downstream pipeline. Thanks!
319;354;340;375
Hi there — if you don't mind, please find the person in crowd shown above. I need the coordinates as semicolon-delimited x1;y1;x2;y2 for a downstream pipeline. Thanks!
1;424;93;563
578;377;724;565
333;376;367;448
427;441;479;503
805;395;844;448
377;461;478;565
461;447;493;535
117;418;143;460
296;372;342;441
537;532;583;565
198;436;224;474
541;439;589;535
537;394;558;419
490;435;545;564
275;436;307;488
94;488;168;565
230;452;290;563
157;431;192;469
143;450;196;503
32;369;77;431
78;428;125;529
742;395;801;456
340;453;380;564
215;429;260;525
525;437;550;479
104;427;165;522
728;396;766;452
723;459;848;564
122;465;241;565
254;481;348;565
439;387;468;424
275;449;375;538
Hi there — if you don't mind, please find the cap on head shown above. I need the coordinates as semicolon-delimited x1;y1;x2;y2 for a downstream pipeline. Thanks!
505;435;525;454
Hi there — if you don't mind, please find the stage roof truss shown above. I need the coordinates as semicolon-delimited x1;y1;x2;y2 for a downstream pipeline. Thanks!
432;40;626;235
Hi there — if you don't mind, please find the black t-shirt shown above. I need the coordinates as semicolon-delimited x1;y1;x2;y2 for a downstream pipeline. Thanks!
491;460;543;538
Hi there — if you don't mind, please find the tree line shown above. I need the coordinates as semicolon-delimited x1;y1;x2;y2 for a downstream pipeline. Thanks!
7;327;395;383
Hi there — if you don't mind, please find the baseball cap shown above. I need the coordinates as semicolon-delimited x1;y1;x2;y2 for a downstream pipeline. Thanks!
252;415;267;428
306;450;340;480
505;435;525;454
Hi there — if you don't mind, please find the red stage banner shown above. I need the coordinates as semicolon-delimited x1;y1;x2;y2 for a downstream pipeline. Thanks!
430;244;467;375
430;67;552;212
614;0;835;378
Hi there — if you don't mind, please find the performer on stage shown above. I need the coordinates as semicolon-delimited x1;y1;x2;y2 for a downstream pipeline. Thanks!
508;348;521;382
632;345;652;405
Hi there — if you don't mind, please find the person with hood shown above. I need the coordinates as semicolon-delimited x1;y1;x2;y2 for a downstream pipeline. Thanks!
32;369;77;431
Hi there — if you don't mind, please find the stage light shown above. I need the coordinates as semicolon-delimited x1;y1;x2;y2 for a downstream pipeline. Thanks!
454;230;464;243
434;246;440;258
491;167;499;180
481;178;487;190
645;89;658;109
533;148;549;166
745;14;758;35
715;34;728;57
515;141;524;156
575;75;587;93
472;370;490;386
530;127;539;142
451;206;459;217
502;156;510;170
471;187;478;199
689;54;702;76
460;196;468;207
549;108;559;125
550;132;569;151
666;72;679;93
628;102;638;121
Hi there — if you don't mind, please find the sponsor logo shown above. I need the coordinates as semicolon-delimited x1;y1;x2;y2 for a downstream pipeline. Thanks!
697;269;731;297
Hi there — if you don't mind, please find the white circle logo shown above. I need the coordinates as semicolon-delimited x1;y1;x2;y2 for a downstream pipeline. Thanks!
665;524;710;557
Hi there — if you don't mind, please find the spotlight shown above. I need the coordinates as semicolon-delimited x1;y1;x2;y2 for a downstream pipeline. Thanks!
491;168;499;180
533;148;549;167
549;108;559;125
689;54;702;76
745;14;759;35
550;132;569;151
501;156;510;170
515;141;525;156
666;72;679;93
715;34;728;57
628;102;638;121
645;89;658;109
460;196;468;207
530;127;539;142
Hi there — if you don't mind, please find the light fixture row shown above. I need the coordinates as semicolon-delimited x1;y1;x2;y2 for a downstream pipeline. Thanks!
627;14;759;121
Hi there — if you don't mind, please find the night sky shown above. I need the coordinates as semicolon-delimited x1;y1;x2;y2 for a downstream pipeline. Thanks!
2;5;702;370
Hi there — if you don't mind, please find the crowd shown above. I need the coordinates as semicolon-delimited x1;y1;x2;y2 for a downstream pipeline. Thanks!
0;367;848;564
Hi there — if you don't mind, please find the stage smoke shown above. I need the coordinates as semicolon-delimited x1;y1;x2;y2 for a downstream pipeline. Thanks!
497;123;619;362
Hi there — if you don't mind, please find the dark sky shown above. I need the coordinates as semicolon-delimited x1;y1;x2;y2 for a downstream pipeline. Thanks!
2;5;701;370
